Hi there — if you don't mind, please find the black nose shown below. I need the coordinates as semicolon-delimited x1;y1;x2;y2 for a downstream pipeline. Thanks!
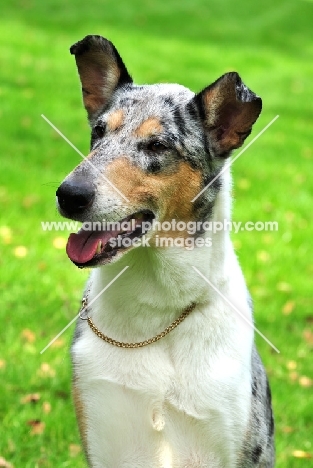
56;178;95;216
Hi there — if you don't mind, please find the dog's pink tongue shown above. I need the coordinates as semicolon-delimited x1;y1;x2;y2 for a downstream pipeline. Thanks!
66;230;113;264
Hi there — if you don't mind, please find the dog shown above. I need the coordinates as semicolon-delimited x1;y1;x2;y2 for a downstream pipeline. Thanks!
56;35;275;467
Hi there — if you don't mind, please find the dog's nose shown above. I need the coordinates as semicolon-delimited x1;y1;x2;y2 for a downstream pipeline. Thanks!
56;179;95;215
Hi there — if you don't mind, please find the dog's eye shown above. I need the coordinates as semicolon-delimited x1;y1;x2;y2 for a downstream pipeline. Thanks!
94;124;106;139
147;141;167;152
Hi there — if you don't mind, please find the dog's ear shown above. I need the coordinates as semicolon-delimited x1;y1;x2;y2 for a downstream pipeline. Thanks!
195;72;262;157
70;35;132;123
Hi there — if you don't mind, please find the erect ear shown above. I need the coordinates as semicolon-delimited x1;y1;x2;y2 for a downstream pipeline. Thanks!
195;72;262;157
70;35;133;123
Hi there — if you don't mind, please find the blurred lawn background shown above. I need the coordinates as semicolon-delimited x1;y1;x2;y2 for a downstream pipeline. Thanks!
0;0;312;466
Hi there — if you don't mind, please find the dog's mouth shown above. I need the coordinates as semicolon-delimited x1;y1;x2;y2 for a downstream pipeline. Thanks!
66;210;155;268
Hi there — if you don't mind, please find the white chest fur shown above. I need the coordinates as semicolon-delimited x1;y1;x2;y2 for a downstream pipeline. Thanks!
72;289;253;468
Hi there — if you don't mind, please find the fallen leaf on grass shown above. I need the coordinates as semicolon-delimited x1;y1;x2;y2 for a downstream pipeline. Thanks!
282;426;294;433
50;338;65;348
38;363;55;378
303;329;313;345
286;361;297;370
69;444;81;457
292;450;312;459
14;246;28;258
0;226;12;244
289;372;298;382
27;419;45;435
42;401;51;414
21;393;40;404
53;237;67;249
0;457;13;467
282;300;295;315
21;329;36;343
0;359;6;369
299;376;313;387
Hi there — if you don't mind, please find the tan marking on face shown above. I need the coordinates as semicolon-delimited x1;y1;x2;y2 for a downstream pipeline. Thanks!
134;117;163;137
72;382;89;455
105;157;202;243
107;109;124;131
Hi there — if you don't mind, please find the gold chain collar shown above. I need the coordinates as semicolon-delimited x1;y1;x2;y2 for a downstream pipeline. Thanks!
79;296;196;349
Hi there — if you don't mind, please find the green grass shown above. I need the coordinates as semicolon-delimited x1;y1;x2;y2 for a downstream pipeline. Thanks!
0;0;312;466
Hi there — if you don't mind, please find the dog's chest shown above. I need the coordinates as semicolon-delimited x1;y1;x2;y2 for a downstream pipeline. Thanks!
73;325;251;468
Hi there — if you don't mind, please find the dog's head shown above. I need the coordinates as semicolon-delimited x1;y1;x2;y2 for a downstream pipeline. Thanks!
56;35;261;268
